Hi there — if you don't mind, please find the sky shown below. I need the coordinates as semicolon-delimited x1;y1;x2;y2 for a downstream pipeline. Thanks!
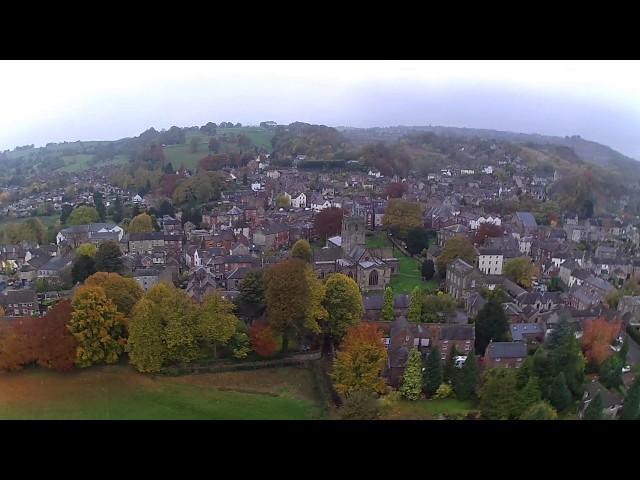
1;60;639;158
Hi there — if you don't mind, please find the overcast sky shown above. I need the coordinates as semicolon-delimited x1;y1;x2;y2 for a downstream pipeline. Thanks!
1;60;639;158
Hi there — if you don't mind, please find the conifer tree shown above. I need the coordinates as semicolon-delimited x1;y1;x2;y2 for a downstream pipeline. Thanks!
583;392;604;420
621;376;640;420
454;349;479;401
407;286;422;323
400;348;423;400
381;286;394;322
549;372;572;412
423;347;443;397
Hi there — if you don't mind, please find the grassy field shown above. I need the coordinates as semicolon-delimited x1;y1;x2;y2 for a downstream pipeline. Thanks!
382;398;474;420
0;365;325;420
366;232;438;294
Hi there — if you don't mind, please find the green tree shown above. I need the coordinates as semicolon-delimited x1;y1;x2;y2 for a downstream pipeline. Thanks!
549;372;572;412
583;392;604;420
382;199;423;239
339;389;381;420
504;256;536;289
291;239;312;262
407;287;422;323
71;255;96;284
275;194;290;209
599;354;623;390
112;196;124;223
67;206;100;225
474;299;509;355
405;227;430;255
421;259;435;280
322;273;363;341
517;377;542;416
128;213;154;233
478;368;520;420
436;236;477;276
400;348;423;400
421;293;457;323
621;375;640;420
234;270;265;320
520;401;558;420
423;347;443;397
454;350;479;401
93;191;106;222
76;243;97;258
381;286;394;322
94;241;123;273
68;285;125;367
443;344;459;385
198;292;239;358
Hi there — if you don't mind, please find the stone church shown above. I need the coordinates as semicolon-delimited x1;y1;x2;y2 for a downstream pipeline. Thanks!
312;215;398;292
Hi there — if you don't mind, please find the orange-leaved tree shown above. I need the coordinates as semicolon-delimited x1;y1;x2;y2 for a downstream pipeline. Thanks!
249;319;278;358
581;317;622;366
331;323;388;397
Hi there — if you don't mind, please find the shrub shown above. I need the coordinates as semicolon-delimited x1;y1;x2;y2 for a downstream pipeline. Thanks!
434;383;454;399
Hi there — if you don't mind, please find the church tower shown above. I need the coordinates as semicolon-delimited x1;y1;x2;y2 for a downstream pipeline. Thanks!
341;214;365;255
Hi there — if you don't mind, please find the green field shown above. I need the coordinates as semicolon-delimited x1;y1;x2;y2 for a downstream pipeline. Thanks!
366;232;438;294
0;365;325;420
383;398;474;420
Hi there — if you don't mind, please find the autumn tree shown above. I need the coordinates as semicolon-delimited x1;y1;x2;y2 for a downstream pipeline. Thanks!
504;257;536;289
85;272;144;316
249;319;277;358
313;207;343;240
264;259;325;353
94;241;123;273
381;286;394;322
67;205;100;225
275;194;290;209
234;269;266;320
339;390;381;420
197;292;240;358
68;285;126;367
322;273;363;342
581;317;622;366
128;213;154;233
436;236;477;277
474;223;504;245
384;182;408;199
291;239;312;262
400;348;423;400
127;297;166;372
474;299;509;355
382;199;423;239
331;323;387;396
407;287;422;323
37;299;77;372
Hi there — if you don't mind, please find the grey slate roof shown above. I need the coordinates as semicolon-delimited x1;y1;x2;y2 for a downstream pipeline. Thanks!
510;323;545;341
515;212;538;228
486;341;527;358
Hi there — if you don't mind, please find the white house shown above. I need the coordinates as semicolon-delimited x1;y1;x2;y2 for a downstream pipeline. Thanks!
368;169;382;178
311;197;332;212
477;248;504;275
482;166;494;175
266;170;281;179
290;192;307;209
132;194;143;203
460;169;475;175
469;215;502;230
251;182;263;192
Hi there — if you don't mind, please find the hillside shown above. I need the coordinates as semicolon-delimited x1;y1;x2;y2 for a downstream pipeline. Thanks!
338;125;640;179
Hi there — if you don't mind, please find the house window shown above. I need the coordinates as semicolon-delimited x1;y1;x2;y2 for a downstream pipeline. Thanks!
347;271;353;279
369;270;378;286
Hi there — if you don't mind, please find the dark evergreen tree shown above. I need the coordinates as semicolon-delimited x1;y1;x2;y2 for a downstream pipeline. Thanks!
112;196;124;224
474;299;509;355
163;162;175;174
421;259;435;280
423;347;443;397
454;350;478;401
93;192;106;222
517;377;542;417
599;354;623;390
443;344;459;385
549;372;572;412
583;392;603;420
234;270;266;321
71;255;96;284
94;241;123;273
621;375;640;420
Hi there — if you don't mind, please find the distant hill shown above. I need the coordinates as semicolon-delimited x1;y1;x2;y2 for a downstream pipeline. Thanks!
337;125;640;178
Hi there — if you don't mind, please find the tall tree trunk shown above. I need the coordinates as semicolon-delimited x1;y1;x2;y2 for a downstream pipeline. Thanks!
282;333;289;354
213;342;218;359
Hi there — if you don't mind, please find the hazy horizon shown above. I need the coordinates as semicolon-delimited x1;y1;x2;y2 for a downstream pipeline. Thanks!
2;60;639;159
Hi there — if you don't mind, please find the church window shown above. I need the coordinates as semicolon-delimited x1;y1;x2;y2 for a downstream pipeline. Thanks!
369;270;378;286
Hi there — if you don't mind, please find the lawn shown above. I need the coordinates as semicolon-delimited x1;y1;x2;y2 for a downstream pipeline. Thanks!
365;233;437;294
0;365;325;420
382;398;474;420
